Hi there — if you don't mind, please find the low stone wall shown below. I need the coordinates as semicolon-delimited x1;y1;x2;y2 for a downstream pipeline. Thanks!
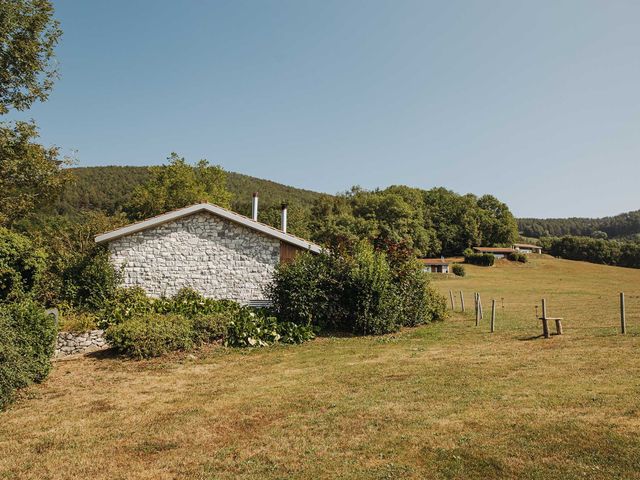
55;330;108;357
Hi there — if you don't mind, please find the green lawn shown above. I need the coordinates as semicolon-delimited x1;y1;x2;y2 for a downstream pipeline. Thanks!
1;256;639;479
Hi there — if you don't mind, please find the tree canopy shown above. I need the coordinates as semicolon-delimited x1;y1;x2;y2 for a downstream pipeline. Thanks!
0;121;69;226
309;186;519;256
124;153;232;220
0;0;61;114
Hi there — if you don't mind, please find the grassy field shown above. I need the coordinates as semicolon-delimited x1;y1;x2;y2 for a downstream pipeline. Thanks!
1;256;640;479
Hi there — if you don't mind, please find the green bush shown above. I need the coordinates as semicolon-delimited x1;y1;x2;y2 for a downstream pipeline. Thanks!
264;252;342;330
425;285;448;322
191;312;231;344
58;309;98;332
105;314;195;359
154;287;240;318
391;259;433;328
451;264;466;277
0;299;56;409
507;252;528;263
464;252;495;267
99;287;242;330
0;228;47;302
225;309;315;347
344;243;400;335
62;249;122;311
268;241;447;335
97;286;154;328
103;290;314;358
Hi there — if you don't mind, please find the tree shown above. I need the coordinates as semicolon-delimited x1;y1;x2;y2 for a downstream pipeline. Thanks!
309;186;519;257
477;194;519;246
125;153;232;220
0;121;70;226
0;0;61;114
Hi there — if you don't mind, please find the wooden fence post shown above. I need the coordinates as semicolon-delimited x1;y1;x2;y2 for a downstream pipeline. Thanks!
475;293;480;326
460;291;465;313
449;290;455;310
620;292;626;334
478;293;483;320
541;298;549;338
490;300;496;333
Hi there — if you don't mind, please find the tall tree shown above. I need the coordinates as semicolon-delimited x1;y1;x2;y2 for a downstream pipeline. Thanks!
0;121;69;226
0;1;67;226
0;0;61;113
125;153;232;219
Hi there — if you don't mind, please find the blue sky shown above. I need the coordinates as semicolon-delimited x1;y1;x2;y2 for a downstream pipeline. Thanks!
9;0;640;217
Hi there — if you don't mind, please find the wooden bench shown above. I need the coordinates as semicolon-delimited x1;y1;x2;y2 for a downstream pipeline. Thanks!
539;299;563;338
538;316;563;338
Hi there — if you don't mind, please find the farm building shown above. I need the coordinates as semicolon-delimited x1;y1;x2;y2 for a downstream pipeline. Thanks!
419;258;451;273
95;199;321;305
513;243;543;254
472;247;516;259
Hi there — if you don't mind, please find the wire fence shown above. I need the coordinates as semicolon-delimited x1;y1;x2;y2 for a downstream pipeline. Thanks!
446;289;640;337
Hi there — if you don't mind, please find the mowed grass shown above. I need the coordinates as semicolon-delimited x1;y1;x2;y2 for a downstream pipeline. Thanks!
1;256;640;479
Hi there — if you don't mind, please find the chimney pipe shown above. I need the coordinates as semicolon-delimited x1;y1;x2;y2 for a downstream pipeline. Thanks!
251;192;259;221
281;203;288;233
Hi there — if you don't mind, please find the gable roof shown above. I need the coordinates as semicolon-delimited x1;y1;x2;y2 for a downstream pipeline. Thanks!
95;203;322;253
473;247;516;254
513;243;542;249
419;258;451;266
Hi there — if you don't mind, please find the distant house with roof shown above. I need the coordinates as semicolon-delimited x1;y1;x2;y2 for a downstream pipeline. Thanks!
513;243;542;254
95;197;321;305
419;258;451;274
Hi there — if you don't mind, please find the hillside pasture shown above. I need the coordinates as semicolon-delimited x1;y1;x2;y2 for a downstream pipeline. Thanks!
1;256;640;479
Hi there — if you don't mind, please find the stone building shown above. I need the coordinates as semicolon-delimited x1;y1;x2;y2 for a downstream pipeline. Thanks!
95;201;321;305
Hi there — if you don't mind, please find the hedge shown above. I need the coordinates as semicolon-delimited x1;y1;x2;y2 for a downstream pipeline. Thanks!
464;252;496;267
267;242;447;335
0;299;56;409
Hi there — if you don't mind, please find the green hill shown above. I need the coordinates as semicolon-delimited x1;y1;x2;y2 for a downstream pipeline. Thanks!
54;166;327;217
518;210;640;240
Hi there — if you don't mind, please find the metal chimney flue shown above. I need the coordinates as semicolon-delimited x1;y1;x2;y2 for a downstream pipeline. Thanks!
251;192;259;221
281;203;288;233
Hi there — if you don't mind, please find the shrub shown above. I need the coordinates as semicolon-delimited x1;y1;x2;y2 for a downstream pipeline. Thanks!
225;309;314;347
425;285;448;322
391;259;432;328
451;264;466;277
264;252;343;330
155;287;240;318
276;320;316;344
344;243;400;335
98;286;243;330
103;292;314;358
97;286;154;328
62;249;122;311
58;309;98;332
268;241;447;335
0;228;47;302
0;299;56;409
191;312;231;344
507;252;528;263
105;314;194;359
464;252;495;267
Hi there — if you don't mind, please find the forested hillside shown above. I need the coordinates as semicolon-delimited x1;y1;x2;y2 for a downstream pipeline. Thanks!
519;210;640;240
53;166;325;217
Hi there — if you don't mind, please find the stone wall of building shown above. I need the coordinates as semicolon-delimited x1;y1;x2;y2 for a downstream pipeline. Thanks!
108;212;281;303
56;330;107;357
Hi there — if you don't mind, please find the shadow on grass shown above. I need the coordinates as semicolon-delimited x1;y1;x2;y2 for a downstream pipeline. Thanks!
84;348;120;360
517;334;546;341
